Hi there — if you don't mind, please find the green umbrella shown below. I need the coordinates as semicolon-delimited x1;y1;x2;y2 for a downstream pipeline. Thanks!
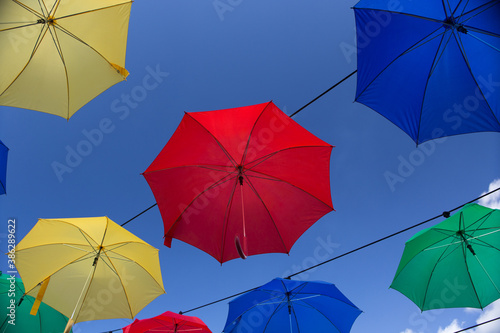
0;272;71;332
390;203;500;311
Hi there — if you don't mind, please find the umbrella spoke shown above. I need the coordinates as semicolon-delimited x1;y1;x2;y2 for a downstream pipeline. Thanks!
458;0;500;26
54;2;133;21
13;0;44;19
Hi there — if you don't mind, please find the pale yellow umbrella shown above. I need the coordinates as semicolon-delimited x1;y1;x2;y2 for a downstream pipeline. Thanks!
14;216;165;333
0;0;131;119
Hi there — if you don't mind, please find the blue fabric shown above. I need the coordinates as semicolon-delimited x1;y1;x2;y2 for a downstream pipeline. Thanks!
0;140;7;195
354;0;500;144
222;278;362;333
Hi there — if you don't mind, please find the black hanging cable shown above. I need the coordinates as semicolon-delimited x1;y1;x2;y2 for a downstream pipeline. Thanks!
453;316;500;332
120;203;157;227
287;186;500;278
289;70;357;118
107;187;500;331
175;186;500;313
120;71;358;228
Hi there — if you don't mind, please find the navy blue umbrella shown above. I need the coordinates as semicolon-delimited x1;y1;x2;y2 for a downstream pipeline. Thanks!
0;140;7;195
354;0;500;144
223;278;362;333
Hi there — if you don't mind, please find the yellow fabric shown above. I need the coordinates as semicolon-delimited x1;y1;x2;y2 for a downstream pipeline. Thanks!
0;0;132;119
30;276;51;316
15;216;165;323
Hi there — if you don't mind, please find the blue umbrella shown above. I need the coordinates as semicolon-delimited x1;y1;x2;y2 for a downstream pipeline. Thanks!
354;0;500;145
0;140;7;195
223;278;362;333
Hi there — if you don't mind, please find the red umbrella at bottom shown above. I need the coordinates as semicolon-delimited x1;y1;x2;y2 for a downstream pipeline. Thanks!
123;311;212;333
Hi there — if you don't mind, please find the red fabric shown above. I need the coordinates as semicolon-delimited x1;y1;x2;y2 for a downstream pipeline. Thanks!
143;101;334;263
122;311;212;333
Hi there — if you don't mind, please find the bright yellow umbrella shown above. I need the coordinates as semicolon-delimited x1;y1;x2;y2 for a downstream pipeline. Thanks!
14;217;165;332
0;0;131;119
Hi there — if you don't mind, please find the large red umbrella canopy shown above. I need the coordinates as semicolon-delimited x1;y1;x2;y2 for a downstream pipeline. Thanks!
122;311;212;333
143;101;334;263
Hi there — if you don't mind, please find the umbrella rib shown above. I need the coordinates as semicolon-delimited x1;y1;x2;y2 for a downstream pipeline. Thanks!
0;24;48;98
240;101;273;166
163;172;236;243
355;25;445;104
244;145;332;171
473;256;500;297
53;2;132;21
220;175;240;262
415;30;454;143
459;0;500;29
143;164;234;175
420;242;461;309
455;29;500;129
185;112;237;168
241;175;290;254
12;0;44;19
245;170;333;211
98;250;135;319
460;240;484;308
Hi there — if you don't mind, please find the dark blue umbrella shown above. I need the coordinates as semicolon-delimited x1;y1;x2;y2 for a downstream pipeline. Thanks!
223;278;362;333
354;0;500;145
0;140;7;195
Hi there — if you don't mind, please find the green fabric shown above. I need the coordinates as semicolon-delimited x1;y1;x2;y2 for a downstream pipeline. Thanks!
0;272;71;332
390;203;500;311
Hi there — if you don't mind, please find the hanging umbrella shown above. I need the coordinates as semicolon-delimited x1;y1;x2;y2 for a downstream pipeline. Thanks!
222;278;362;333
0;140;7;195
122;311;212;333
0;0;132;119
14;216;165;333
0;272;71;332
390;203;500;310
143;101;334;263
354;0;500;144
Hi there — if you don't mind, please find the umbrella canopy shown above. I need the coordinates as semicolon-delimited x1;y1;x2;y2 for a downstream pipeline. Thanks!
143;101;334;263
390;203;500;310
0;140;7;194
0;272;71;332
122;311;212;333
14;216;165;331
0;0;131;119
354;0;500;144
223;278;362;333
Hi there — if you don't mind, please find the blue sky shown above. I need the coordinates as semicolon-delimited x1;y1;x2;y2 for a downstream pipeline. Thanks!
1;1;500;332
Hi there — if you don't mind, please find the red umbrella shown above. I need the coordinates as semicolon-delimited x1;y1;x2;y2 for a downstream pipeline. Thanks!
122;311;212;333
143;101;334;263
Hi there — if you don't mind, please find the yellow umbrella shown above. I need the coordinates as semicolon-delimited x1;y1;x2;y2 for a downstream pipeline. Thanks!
0;0;131;119
14;216;165;332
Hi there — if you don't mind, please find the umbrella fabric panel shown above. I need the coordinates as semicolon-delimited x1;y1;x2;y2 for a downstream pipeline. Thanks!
354;9;442;99
144;113;235;171
246;146;333;207
240;102;331;165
